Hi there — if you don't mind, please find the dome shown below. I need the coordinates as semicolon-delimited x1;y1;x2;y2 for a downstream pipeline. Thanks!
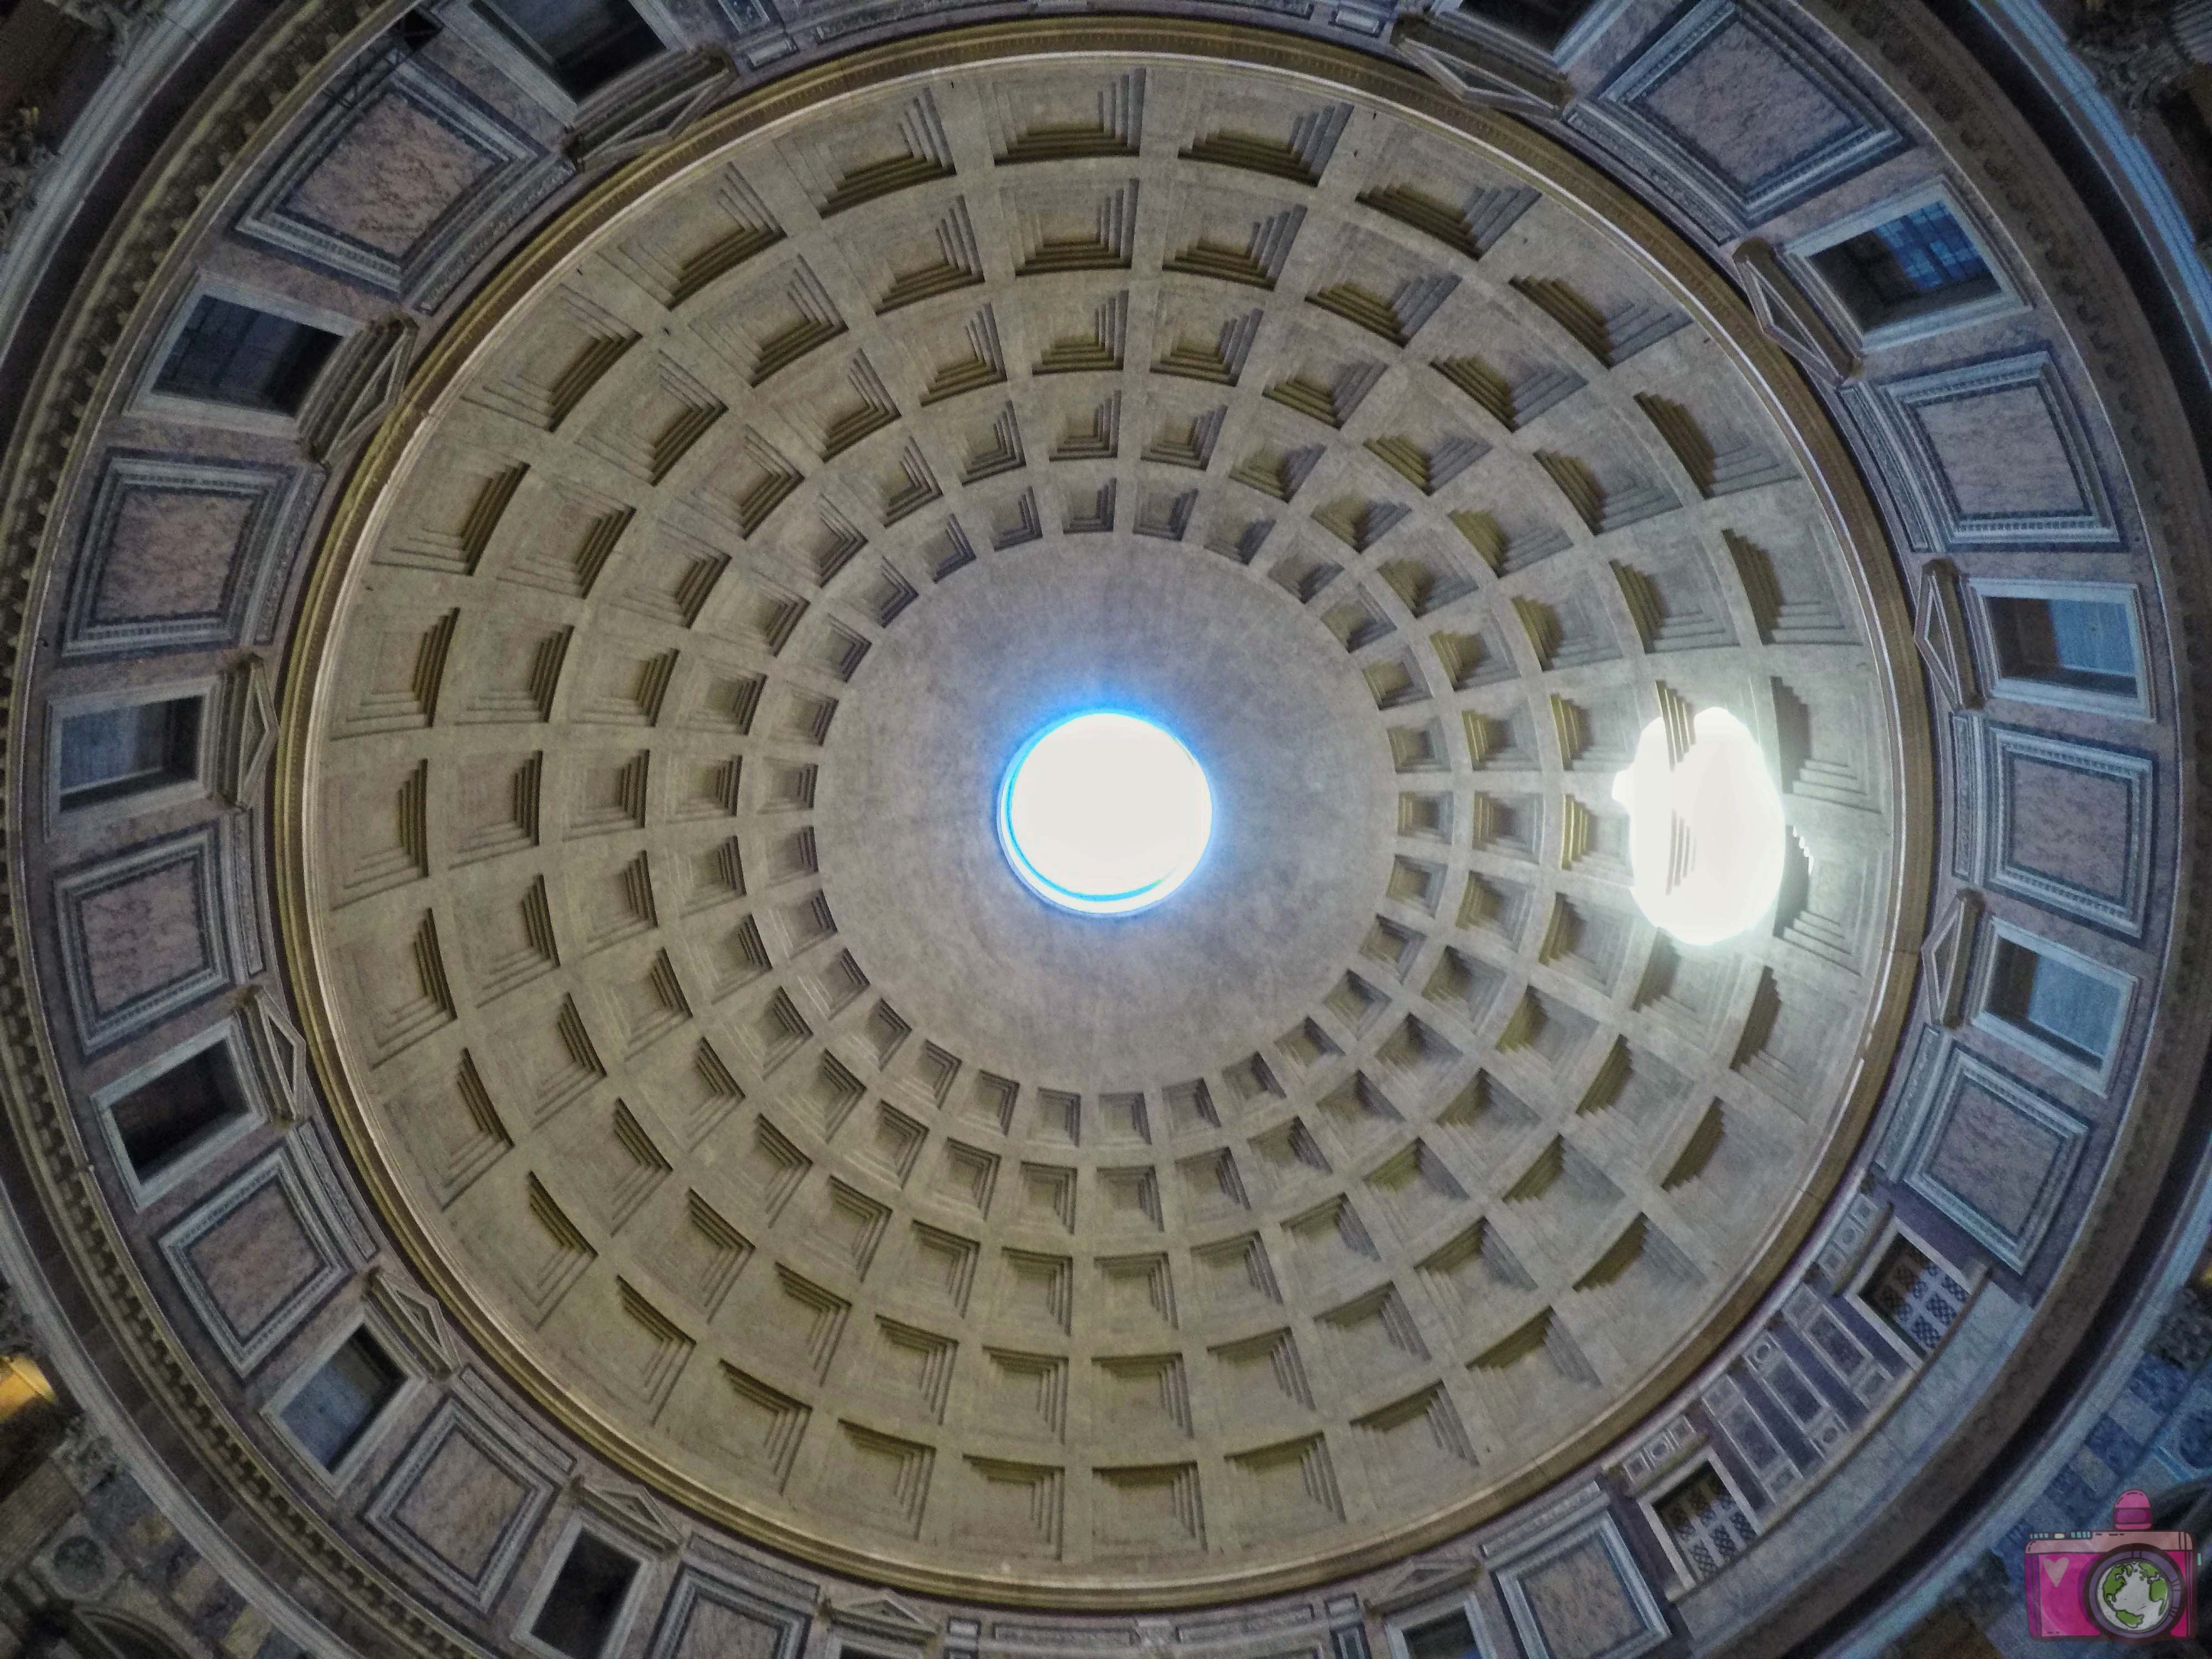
0;2;2208;1657
285;43;1917;1598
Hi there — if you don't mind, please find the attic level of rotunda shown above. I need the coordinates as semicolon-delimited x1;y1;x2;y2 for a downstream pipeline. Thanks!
1;2;2211;1659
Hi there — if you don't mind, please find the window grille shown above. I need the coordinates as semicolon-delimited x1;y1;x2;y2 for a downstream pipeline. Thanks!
1808;200;2000;332
1866;1237;1968;1356
1655;1465;1755;1582
1835;204;1990;305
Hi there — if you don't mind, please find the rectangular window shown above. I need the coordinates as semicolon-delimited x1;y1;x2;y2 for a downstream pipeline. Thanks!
1797;193;2010;343
106;1042;252;1189
280;1327;404;1471
154;296;341;415
530;1532;639;1659
1831;204;1990;304
476;0;659;100
1401;1610;1480;1659
1987;595;2138;700
1653;1463;1756;1583
57;696;202;813
1449;0;1599;52
1864;1235;1968;1357
1986;938;2126;1071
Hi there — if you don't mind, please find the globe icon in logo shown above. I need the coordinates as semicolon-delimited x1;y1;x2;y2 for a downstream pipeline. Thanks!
2093;1551;2182;1636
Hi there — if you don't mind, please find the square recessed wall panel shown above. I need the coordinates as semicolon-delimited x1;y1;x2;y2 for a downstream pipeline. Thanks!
643;1560;813;1659
1854;352;2122;554
366;1394;566;1611
1483;1486;1670;1659
1570;0;1905;240
157;1145;353;1374
63;452;317;658
234;49;567;306
1981;723;2154;940
54;827;236;1057
1884;1033;2089;1272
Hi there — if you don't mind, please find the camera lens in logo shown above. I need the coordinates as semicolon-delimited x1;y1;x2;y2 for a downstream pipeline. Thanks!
2087;1546;2185;1638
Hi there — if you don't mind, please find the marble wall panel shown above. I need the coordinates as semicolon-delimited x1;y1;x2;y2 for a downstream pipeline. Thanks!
1486;1498;1668;1659
62;452;316;657
1569;0;1905;240
53;827;234;1057
1857;353;2122;554
1982;723;2153;939
364;1392;564;1611
643;1558;813;1659
1883;1036;2089;1274
235;47;568;306
155;1145;353;1373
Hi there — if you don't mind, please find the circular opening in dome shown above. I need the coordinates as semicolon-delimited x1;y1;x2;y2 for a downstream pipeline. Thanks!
1611;708;1787;946
997;712;1214;916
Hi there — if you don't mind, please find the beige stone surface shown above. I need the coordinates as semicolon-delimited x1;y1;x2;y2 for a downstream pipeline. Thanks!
815;541;1394;1084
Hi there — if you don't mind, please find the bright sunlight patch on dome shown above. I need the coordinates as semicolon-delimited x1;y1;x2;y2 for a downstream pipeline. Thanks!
998;712;1214;917
1610;707;1786;947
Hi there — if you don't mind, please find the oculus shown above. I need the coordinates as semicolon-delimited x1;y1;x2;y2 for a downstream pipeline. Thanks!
997;711;1213;916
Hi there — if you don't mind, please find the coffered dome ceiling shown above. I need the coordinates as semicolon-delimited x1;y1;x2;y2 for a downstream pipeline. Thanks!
285;43;1921;1599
